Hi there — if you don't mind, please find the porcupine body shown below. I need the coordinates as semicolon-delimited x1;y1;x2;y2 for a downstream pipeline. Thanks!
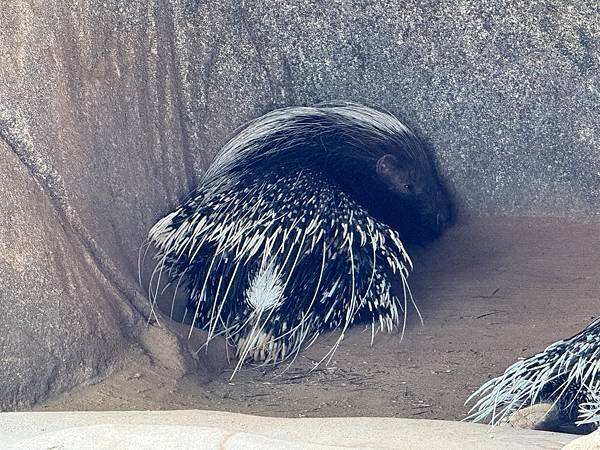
467;318;600;430
148;102;450;372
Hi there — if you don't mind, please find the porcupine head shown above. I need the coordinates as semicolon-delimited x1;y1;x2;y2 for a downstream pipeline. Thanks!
321;123;451;245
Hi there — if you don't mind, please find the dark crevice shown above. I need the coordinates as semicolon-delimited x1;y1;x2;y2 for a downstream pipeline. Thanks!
237;2;279;108
164;0;198;194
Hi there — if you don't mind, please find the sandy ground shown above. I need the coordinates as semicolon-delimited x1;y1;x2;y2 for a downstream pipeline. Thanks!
34;217;599;426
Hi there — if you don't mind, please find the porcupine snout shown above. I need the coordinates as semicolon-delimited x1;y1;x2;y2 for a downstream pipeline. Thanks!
392;179;451;245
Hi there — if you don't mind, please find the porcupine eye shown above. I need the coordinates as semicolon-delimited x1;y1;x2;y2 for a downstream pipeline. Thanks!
376;154;415;196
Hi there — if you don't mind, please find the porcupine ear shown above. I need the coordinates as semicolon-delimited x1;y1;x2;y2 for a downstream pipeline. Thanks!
376;154;412;194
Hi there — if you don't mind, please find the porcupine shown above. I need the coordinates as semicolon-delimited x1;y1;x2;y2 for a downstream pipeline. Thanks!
466;317;600;431
147;102;451;374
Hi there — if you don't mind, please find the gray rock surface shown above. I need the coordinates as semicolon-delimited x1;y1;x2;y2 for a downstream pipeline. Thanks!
0;0;598;407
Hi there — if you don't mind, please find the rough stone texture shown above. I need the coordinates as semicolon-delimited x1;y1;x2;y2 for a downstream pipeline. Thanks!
564;429;600;450
0;0;598;407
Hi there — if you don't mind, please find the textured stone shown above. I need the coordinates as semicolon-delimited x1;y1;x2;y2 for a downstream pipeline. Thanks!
564;429;600;450
0;0;598;407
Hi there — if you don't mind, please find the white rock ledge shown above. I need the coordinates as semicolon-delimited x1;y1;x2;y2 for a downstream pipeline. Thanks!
0;410;589;450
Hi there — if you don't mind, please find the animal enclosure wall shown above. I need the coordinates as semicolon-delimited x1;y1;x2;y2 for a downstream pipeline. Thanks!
0;0;598;409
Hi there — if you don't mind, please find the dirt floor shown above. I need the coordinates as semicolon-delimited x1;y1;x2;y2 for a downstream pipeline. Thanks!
34;217;599;423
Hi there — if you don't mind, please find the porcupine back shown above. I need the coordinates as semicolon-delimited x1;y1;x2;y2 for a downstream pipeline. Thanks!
467;317;600;429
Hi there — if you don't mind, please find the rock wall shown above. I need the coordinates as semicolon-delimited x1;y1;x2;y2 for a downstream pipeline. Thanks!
0;0;598;408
